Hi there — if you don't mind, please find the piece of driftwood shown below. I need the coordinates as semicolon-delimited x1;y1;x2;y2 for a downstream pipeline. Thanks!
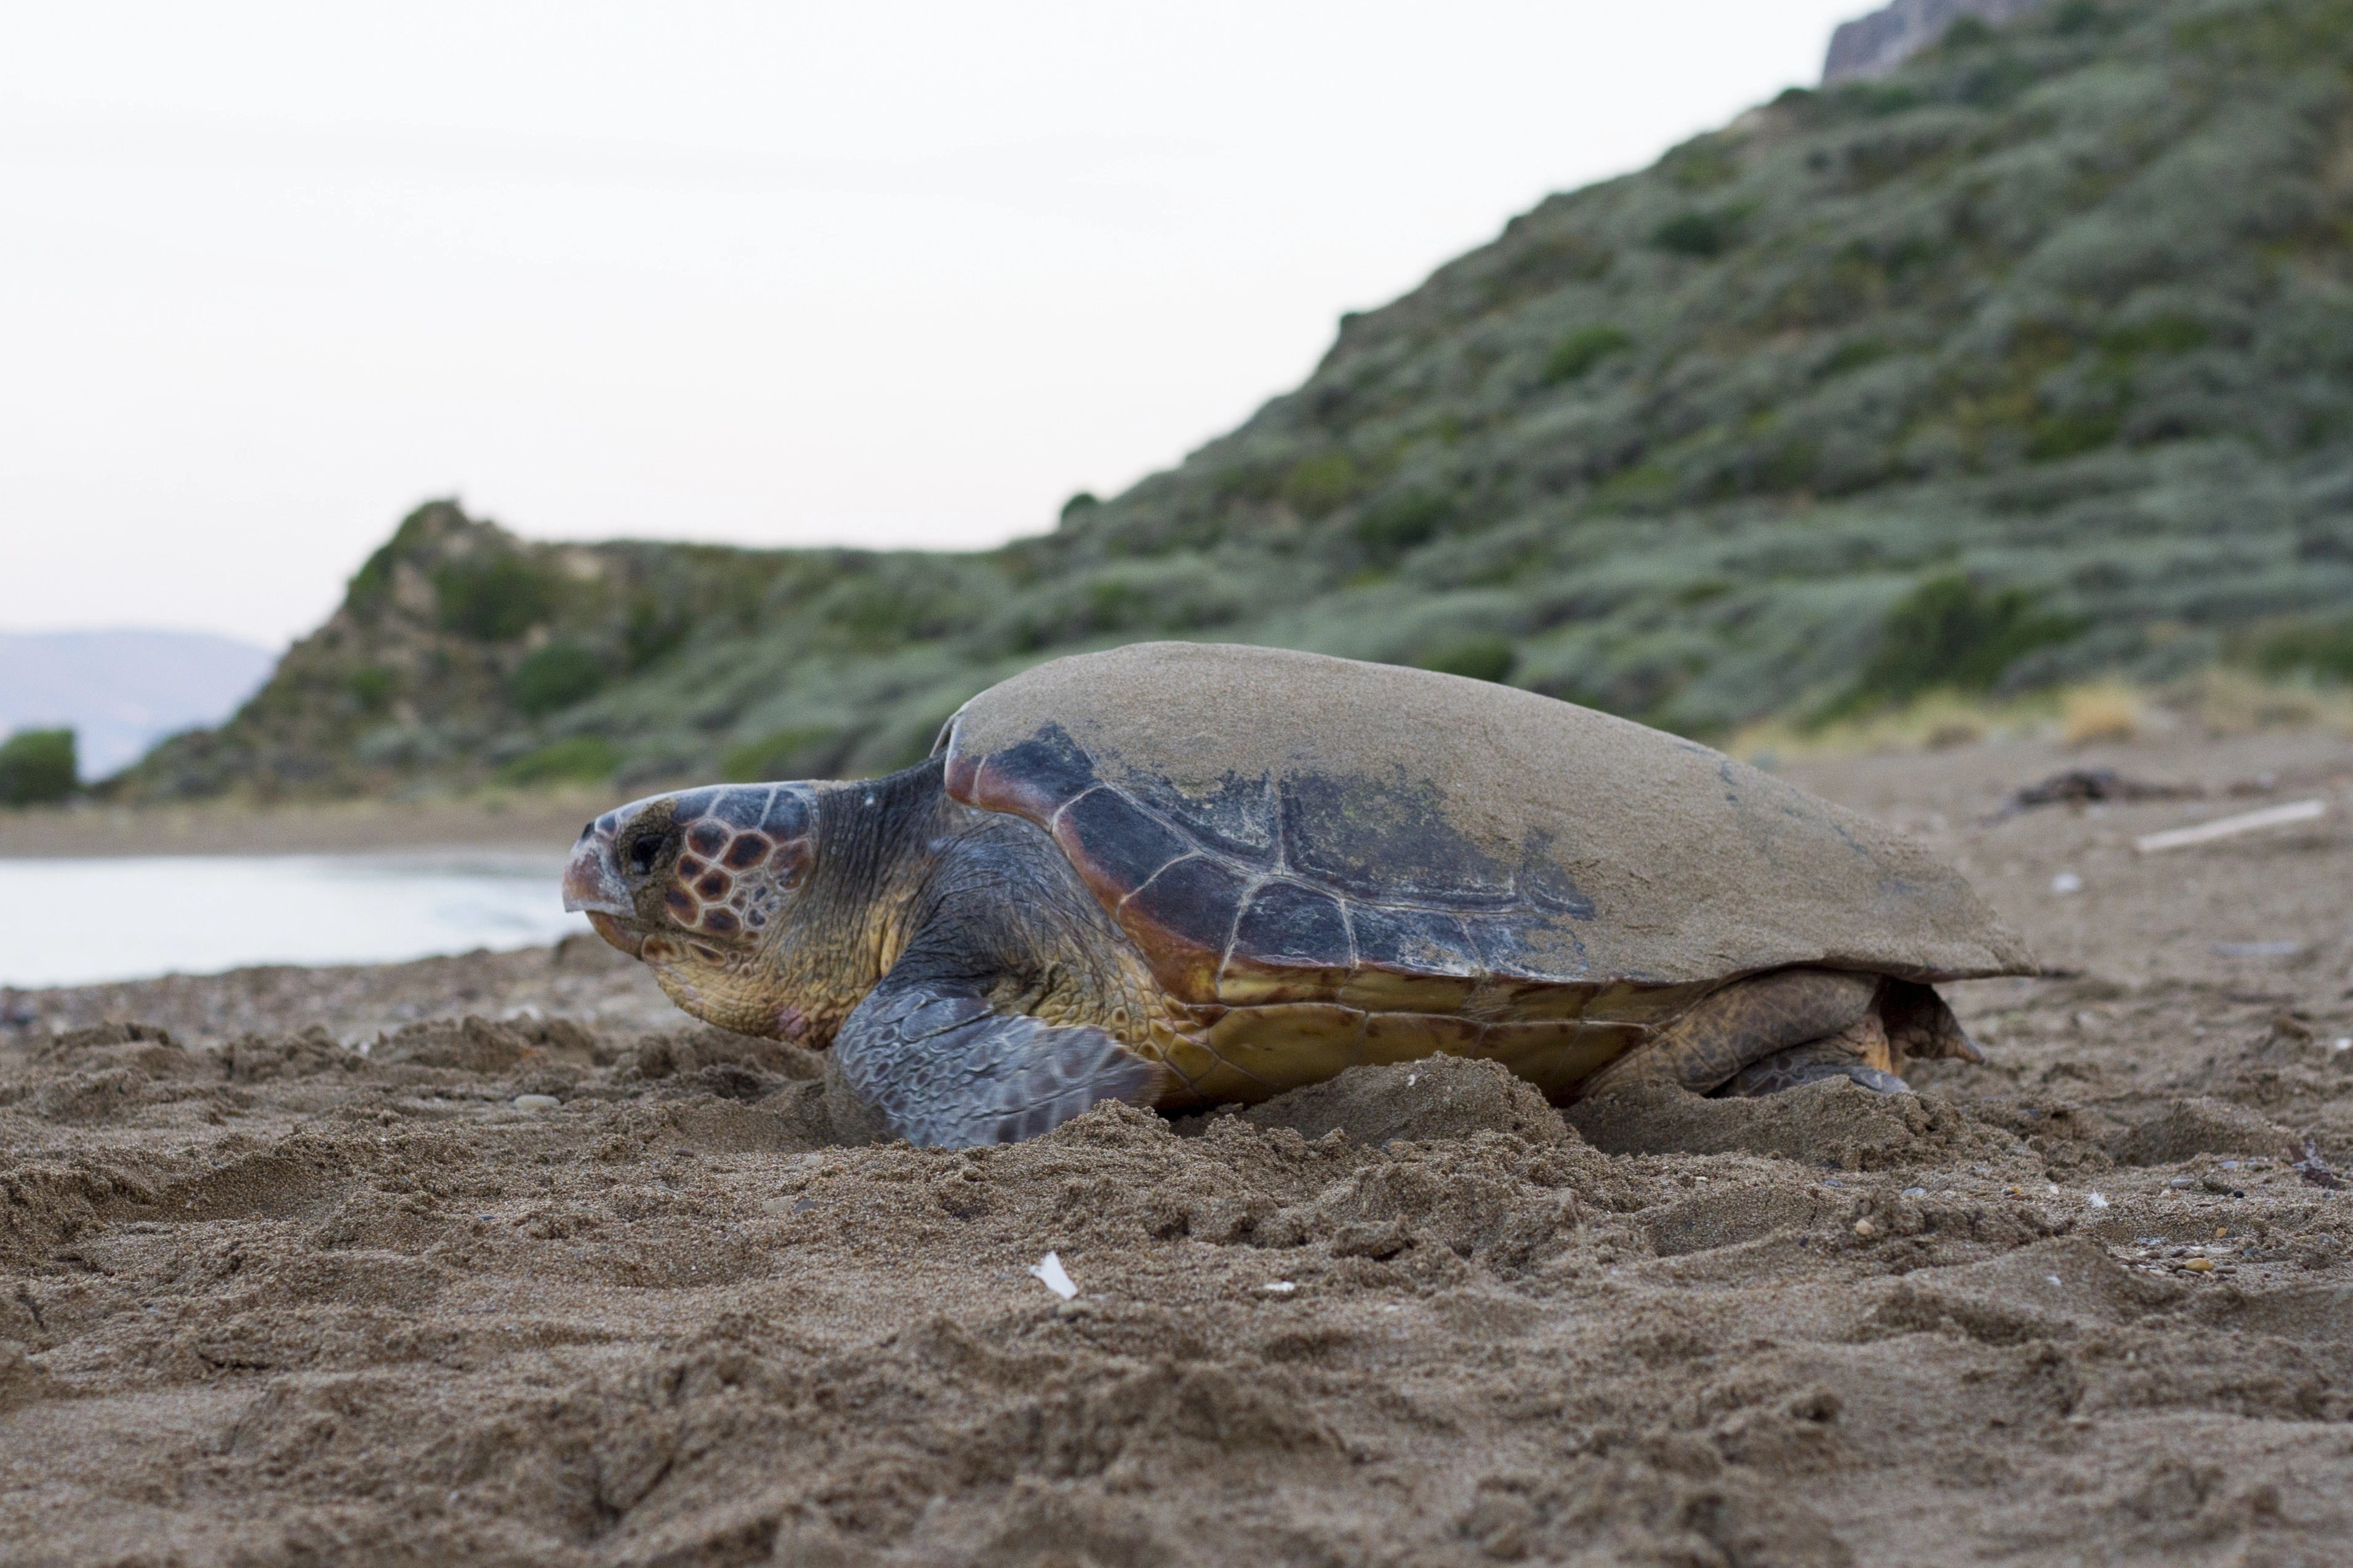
2134;799;2327;854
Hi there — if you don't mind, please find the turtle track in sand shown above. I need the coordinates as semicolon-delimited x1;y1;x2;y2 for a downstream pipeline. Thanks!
2;728;2352;1566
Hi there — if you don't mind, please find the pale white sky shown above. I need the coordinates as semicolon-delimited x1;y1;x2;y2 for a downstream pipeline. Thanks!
1;1;1867;647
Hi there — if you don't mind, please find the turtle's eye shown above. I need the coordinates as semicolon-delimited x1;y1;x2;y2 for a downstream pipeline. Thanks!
625;828;676;879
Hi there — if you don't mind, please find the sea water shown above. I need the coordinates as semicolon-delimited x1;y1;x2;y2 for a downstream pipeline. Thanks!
0;852;585;988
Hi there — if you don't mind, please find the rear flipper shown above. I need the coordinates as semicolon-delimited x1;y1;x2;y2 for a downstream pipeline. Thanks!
1718;1022;1910;1096
1582;969;1983;1102
833;977;1163;1148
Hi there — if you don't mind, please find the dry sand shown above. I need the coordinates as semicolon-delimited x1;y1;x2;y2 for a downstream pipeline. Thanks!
3;729;2352;1566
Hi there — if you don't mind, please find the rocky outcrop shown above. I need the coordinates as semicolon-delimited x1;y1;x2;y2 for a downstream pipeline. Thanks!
1823;0;2054;84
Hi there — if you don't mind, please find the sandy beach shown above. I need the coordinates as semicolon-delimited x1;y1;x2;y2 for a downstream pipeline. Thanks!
4;729;2351;1566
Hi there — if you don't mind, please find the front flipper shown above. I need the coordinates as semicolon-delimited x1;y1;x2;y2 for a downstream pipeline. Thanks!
833;980;1163;1148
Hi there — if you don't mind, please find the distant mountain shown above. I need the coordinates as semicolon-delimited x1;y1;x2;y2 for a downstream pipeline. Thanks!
0;630;278;778
1824;0;2056;85
122;0;2353;801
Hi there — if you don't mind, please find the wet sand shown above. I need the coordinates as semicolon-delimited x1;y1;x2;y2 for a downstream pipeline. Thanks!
3;730;2351;1566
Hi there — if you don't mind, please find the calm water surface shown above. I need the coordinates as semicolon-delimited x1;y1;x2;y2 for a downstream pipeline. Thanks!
0;852;587;988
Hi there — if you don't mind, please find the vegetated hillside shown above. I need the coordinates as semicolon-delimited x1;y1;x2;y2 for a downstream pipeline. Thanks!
128;0;2353;801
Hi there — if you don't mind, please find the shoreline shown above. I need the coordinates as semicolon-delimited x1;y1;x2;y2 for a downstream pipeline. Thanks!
0;790;619;860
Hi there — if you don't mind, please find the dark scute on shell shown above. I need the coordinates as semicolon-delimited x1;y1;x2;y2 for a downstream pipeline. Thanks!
1123;854;1251;952
1515;830;1597;918
1278;772;1517;906
1346;903;1482;978
1232;879;1352;968
1058;788;1196;896
1466;911;1589;980
1120;768;1278;865
980;724;1099;818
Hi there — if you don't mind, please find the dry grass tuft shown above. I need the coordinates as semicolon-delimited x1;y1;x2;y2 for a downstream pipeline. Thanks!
2061;682;2143;745
1731;689;2043;764
1708;671;2353;767
2163;668;2353;737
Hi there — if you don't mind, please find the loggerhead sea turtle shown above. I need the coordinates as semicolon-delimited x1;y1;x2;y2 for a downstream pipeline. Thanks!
563;642;2034;1146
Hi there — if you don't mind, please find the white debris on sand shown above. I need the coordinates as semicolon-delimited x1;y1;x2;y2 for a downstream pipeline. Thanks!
1027;1252;1078;1300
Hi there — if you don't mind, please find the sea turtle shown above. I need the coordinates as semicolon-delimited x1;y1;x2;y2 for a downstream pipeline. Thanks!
563;642;2034;1146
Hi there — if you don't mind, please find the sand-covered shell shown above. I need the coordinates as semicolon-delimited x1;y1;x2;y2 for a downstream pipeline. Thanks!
939;642;2032;1021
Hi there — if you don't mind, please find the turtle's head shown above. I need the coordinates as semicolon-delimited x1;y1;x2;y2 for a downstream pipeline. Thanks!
564;782;822;1038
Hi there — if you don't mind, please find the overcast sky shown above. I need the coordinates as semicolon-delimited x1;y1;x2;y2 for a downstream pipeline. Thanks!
2;1;1869;647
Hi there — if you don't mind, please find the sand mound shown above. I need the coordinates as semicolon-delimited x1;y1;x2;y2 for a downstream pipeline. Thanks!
373;1012;604;1073
1862;1236;2178;1344
1201;1055;1570;1148
2109;1096;2296;1166
1563;1078;2009;1172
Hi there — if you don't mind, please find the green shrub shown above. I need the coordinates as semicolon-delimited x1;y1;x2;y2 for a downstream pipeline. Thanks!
342;502;444;615
344;666;398;713
1418;637;1518;684
1060;491;1100;521
2256;620;2353;682
1076;578;1142;629
1817;337;1891;379
1542;326;1632;385
1850;84;1923;118
1663;137;1740;192
1941;16;1996;50
623;592;690;670
2101;316;2210;356
1283;452;1359;518
510;641;607;717
1592;462;1675;511
434;554;556;641
345;543;399;615
1354;493;1456;561
722;726;844;782
1653;207;1746;258
494;735;620;786
2027;409;2121;461
2053;0;2106;35
0;728;76;805
1845;574;2086;708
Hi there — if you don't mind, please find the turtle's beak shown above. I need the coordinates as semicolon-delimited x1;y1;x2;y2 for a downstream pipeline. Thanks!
563;817;641;958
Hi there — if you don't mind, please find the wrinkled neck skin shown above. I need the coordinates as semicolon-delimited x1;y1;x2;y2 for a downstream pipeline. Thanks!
654;761;964;1045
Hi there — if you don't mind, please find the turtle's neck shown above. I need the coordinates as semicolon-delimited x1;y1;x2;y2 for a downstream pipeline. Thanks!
791;758;964;1025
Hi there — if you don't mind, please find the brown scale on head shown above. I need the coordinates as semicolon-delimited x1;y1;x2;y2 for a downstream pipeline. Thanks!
659;812;808;941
